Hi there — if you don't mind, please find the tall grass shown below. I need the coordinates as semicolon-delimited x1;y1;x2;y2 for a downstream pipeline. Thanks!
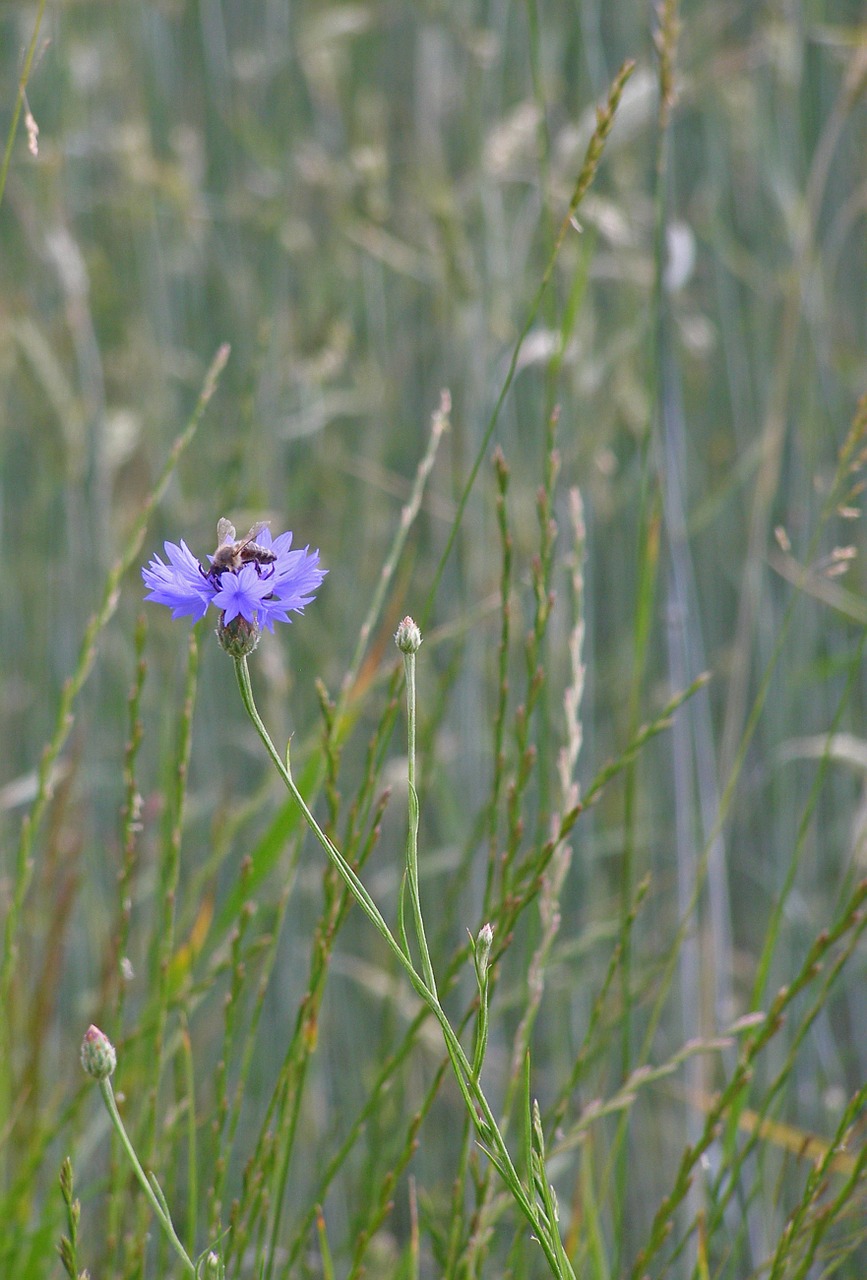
1;1;866;1276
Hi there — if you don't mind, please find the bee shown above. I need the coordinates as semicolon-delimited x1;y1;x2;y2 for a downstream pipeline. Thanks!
206;518;278;578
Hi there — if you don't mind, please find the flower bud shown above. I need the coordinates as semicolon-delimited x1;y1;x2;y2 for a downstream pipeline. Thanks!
80;1025;117;1080
217;613;261;657
394;616;422;654
474;922;493;984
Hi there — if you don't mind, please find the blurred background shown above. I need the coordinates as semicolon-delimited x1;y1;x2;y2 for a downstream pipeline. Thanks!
1;1;866;1275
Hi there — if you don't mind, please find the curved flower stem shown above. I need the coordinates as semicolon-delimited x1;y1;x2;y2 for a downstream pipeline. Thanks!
232;657;571;1278
98;1078;197;1277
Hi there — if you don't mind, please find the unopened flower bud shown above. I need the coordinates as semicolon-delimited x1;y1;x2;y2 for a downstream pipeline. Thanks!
394;616;422;654
217;613;261;657
473;922;493;984
80;1025;117;1080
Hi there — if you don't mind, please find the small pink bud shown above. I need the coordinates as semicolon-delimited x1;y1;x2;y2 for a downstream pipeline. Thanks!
394;616;422;654
80;1025;117;1080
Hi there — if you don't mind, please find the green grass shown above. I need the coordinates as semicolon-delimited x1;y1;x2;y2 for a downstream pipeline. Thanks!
1;1;866;1276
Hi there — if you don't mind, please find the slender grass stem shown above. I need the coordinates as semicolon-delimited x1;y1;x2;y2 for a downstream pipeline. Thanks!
422;60;635;627
0;0;47;210
0;346;229;1197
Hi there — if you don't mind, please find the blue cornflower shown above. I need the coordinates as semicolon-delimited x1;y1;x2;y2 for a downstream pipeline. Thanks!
142;522;326;639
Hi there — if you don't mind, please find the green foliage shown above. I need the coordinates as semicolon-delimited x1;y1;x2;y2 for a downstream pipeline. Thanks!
1;1;866;1277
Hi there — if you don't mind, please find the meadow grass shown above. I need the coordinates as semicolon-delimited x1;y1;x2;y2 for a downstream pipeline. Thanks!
1;1;866;1277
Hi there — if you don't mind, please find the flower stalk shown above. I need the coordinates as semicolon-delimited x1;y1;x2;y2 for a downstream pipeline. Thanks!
396;618;436;995
100;1077;197;1277
232;649;575;1280
80;1027;196;1278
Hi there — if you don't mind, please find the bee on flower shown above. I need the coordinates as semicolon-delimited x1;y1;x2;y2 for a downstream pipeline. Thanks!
142;517;326;654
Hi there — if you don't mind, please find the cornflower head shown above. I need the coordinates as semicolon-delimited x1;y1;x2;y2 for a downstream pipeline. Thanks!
142;517;326;655
80;1024;116;1080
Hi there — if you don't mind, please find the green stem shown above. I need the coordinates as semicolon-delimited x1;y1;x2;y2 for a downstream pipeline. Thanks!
0;0;47;211
98;1078;196;1277
403;649;436;995
232;656;571;1277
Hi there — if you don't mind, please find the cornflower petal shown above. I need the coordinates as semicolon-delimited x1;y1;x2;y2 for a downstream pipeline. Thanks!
259;547;327;630
142;540;212;620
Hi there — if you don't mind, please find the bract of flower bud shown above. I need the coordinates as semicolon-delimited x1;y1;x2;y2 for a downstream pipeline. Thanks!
80;1024;117;1080
394;616;422;654
217;613;262;657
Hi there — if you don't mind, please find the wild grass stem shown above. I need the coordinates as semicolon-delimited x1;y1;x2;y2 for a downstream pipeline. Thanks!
0;0;47;210
0;347;228;1203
